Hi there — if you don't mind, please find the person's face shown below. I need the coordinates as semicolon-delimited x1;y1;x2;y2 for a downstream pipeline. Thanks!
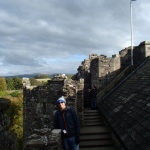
58;102;66;110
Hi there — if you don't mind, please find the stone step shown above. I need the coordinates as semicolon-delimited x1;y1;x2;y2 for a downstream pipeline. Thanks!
84;119;103;122
84;112;101;116
80;139;114;147
80;133;112;141
84;109;100;113
80;146;117;150
84;118;103;123
80;108;117;150
84;116;102;120
84;122;104;126
80;126;110;135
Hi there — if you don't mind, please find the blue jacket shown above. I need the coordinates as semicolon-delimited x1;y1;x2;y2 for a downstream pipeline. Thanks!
54;106;80;138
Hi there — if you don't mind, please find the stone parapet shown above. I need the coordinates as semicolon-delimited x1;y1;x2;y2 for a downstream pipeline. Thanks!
23;76;84;148
24;129;62;150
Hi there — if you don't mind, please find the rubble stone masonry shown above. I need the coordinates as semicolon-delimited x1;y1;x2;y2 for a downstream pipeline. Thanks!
76;41;150;91
23;75;84;149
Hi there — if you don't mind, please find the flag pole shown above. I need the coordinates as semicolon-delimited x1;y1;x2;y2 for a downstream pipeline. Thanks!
130;0;133;65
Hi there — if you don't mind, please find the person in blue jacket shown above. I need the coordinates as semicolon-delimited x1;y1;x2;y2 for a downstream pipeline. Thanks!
54;96;80;150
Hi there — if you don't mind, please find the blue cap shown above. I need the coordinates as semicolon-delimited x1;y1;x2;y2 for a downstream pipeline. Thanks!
57;96;66;104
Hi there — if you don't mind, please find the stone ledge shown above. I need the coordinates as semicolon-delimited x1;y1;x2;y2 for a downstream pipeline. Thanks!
25;129;62;149
26;140;57;147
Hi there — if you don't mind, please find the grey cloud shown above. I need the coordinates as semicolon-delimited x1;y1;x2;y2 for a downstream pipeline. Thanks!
1;50;45;66
0;0;150;76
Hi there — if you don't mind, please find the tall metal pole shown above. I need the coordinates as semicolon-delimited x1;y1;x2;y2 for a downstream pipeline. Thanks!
130;0;133;65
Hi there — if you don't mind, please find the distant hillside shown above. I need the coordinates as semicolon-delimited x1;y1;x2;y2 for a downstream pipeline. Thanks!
4;73;74;79
4;73;38;78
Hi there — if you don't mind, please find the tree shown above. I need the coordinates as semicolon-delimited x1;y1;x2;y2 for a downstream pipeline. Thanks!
34;74;50;79
0;77;7;91
6;78;15;90
13;76;22;90
30;78;39;86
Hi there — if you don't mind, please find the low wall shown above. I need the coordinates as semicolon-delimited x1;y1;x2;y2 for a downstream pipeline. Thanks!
23;77;84;149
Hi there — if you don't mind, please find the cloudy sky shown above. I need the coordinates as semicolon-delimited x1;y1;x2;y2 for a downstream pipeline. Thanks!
0;0;150;76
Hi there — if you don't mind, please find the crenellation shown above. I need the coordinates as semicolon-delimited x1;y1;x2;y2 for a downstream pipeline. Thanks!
112;54;120;58
89;54;98;59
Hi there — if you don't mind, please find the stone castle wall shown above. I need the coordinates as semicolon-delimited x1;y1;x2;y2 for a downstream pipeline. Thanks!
0;98;17;150
23;40;150;149
73;41;150;106
23;76;84;149
76;41;150;91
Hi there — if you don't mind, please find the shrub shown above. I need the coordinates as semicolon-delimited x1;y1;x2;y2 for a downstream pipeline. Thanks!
9;91;21;97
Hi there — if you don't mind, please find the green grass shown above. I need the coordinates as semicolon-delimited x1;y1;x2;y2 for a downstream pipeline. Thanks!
0;91;9;96
0;90;22;97
9;91;22;97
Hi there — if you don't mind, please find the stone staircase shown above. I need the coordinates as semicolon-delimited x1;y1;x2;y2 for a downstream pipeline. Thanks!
79;109;118;150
